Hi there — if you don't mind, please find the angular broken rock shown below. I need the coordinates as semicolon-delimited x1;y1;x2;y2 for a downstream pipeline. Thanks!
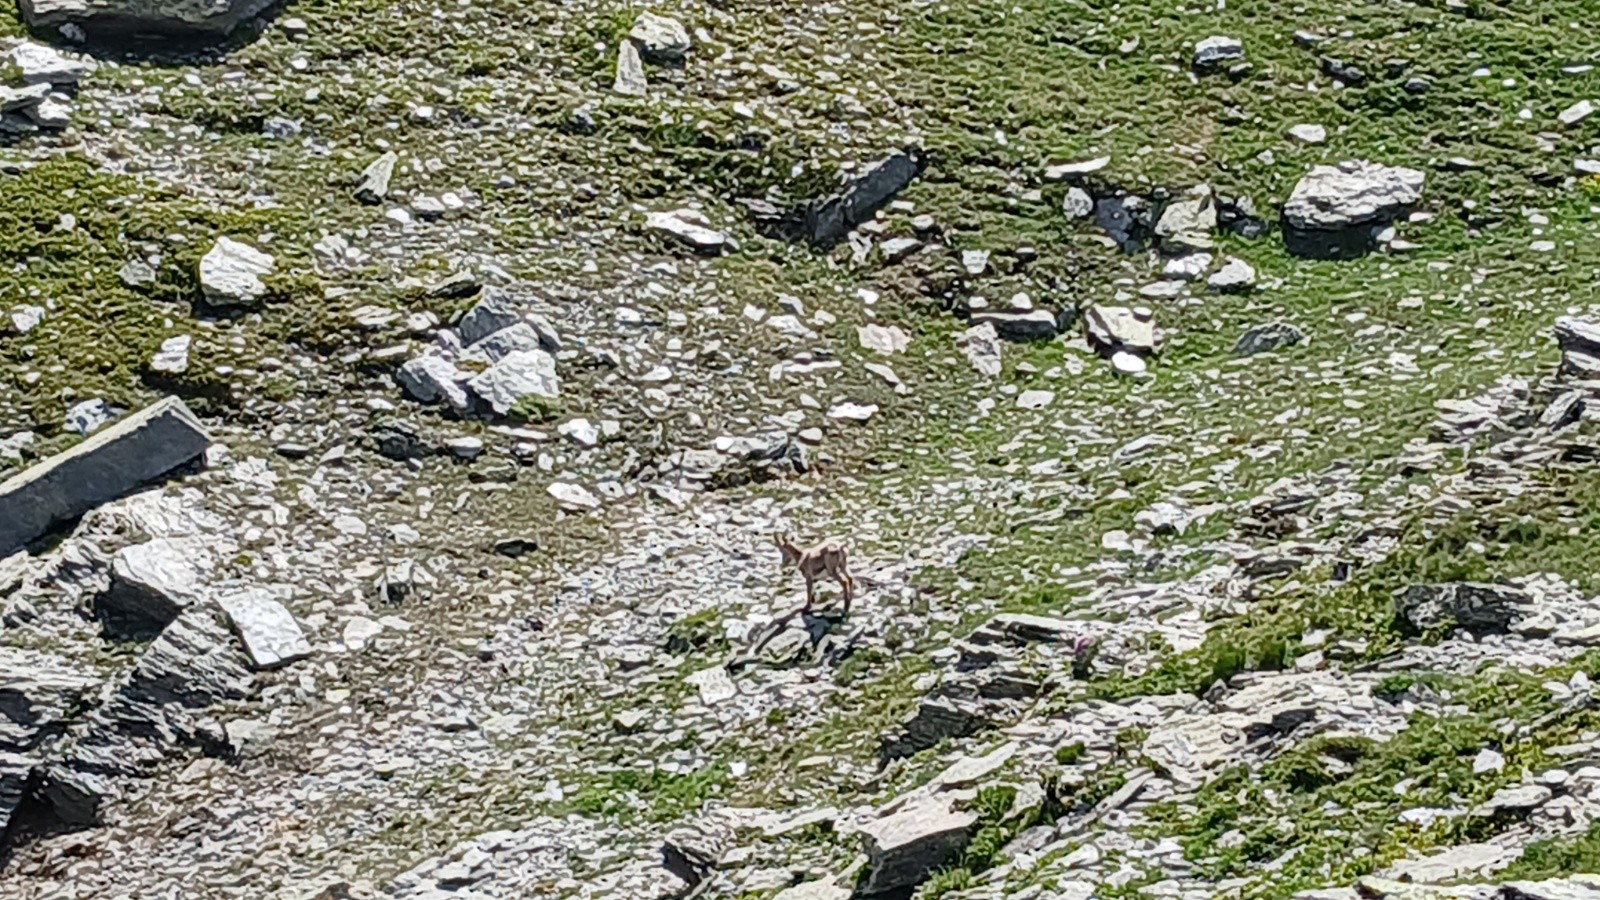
1396;582;1528;636
458;287;530;345
25;96;72;130
660;810;750;896
199;237;276;308
957;322;1002;377
932;742;1017;788
881;236;922;262
217;587;313;670
65;398;114;435
1379;842;1520;884
1154;189;1217;252
879;697;993;763
9;42;93;85
1208;256;1257;292
772;880;851;900
1555;316;1600;377
0;82;51;114
668;432;807;491
687;666;738;705
21;0;276;37
857;323;911;354
397;355;471;411
355;151;399;205
614;40;648;96
1193;35;1244;69
801;149;923;246
99;537;214;639
1285;161;1425;230
970;308;1059;342
459;322;551;367
1062;186;1094;219
0;397;209;556
0;750;32;835
0;647;99;750
1084;305;1155;355
1474;783;1553;817
466;349;561;415
827;401;878;423
1043;156;1109;181
148;334;192;375
646;208;726;253
1541;389;1586;431
858;798;977;894
1016;389;1053;409
629;12;691;63
972;613;1083;645
40;604;253;827
548;481;600;510
557;417;600;448
1282;160;1424;258
1234;322;1304;356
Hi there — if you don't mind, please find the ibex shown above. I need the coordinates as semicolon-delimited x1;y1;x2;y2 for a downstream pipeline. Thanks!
773;533;857;616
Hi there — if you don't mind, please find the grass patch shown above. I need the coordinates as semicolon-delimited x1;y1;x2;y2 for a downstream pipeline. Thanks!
564;763;730;822
1500;822;1600;882
664;608;726;655
1094;458;1600;700
1139;653;1600;898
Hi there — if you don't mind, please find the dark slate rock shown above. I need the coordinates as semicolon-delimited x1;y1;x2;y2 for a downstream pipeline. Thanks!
0;397;209;557
878;697;993;765
0;647;99;751
1396;583;1528;636
37;605;253;828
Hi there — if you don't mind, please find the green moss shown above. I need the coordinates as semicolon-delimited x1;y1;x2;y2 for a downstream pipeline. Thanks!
508;394;563;425
834;647;889;686
0;156;335;427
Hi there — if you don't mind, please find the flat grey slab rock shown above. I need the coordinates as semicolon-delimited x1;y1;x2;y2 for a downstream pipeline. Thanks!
857;798;976;894
970;309;1060;341
0;396;209;557
217;587;312;670
21;0;277;38
803;150;922;246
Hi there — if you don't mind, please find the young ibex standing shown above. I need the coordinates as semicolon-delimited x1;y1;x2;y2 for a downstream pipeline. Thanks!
773;533;857;616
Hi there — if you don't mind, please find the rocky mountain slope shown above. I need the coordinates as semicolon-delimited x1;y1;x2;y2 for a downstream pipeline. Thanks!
5;0;1600;898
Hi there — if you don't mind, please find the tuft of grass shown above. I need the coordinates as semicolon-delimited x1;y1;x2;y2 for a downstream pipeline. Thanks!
664;608;726;655
1054;742;1087;765
919;784;1041;900
564;763;730;822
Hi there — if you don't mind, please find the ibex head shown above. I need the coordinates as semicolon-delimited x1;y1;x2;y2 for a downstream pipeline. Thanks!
772;532;800;566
